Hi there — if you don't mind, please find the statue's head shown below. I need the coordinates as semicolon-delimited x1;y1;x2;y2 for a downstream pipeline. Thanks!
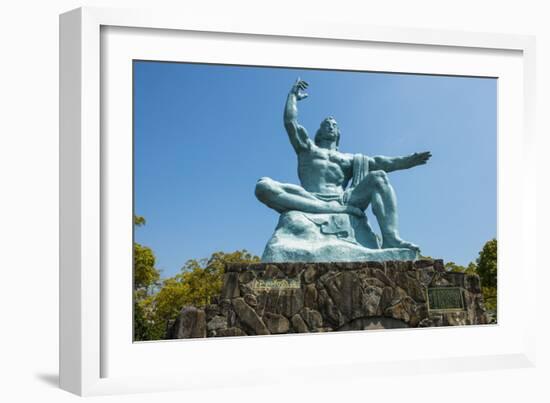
314;117;341;149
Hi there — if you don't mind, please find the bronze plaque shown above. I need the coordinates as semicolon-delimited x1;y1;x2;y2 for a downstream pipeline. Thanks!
252;278;301;291
427;287;464;311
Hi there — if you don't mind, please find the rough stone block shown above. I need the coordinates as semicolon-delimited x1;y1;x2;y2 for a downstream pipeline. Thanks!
233;298;270;335
176;260;490;338
169;306;206;339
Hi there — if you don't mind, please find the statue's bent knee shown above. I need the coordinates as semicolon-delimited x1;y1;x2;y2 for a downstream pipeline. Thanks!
255;177;277;202
369;170;390;187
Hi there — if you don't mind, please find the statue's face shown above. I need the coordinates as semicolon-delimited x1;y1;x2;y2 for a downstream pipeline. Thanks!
318;117;339;142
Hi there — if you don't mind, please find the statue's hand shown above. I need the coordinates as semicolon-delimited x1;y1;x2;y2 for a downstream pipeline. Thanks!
409;151;432;167
291;78;309;101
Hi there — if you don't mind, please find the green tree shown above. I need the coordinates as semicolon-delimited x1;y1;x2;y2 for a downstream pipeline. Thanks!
133;215;162;341
476;238;497;288
475;239;497;316
465;262;478;275
133;214;160;293
151;250;260;339
481;286;497;314
442;240;496;317
134;242;160;292
445;261;477;274
134;215;146;227
134;294;165;341
445;261;466;272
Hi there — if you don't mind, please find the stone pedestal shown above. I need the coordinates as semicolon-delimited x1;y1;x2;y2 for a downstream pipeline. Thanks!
169;260;489;339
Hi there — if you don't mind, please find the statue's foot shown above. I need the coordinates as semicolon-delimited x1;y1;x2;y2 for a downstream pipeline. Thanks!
382;236;420;252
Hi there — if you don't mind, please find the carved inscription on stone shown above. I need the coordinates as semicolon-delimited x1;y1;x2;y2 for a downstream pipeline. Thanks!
427;287;464;311
252;278;301;291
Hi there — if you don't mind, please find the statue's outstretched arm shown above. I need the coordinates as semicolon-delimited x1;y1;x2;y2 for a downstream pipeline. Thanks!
370;151;432;172
284;78;311;152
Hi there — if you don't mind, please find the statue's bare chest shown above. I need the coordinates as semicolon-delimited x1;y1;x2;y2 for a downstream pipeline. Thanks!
313;148;351;167
298;148;352;179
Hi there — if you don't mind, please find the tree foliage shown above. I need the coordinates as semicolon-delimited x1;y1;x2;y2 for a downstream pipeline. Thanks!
134;242;160;291
134;215;146;227
482;286;497;313
133;215;160;291
132;240;260;341
476;239;497;316
151;250;260;335
442;240;497;318
134;294;165;341
445;261;466;272
445;261;477;274
133;215;163;341
465;262;478;275
476;238;497;288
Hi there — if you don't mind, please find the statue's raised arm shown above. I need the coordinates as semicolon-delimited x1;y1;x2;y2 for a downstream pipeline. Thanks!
283;78;312;153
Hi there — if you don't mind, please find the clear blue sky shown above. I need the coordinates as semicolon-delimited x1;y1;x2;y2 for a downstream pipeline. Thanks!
134;61;496;278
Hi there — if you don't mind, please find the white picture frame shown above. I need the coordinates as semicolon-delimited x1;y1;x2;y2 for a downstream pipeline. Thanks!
59;6;537;396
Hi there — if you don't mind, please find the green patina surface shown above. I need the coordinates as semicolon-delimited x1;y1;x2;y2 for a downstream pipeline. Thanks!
255;79;431;262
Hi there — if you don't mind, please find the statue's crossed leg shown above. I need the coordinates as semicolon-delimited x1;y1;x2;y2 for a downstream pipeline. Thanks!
255;177;362;217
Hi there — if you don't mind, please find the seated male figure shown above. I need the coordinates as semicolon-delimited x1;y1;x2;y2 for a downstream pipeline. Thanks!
255;79;431;251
